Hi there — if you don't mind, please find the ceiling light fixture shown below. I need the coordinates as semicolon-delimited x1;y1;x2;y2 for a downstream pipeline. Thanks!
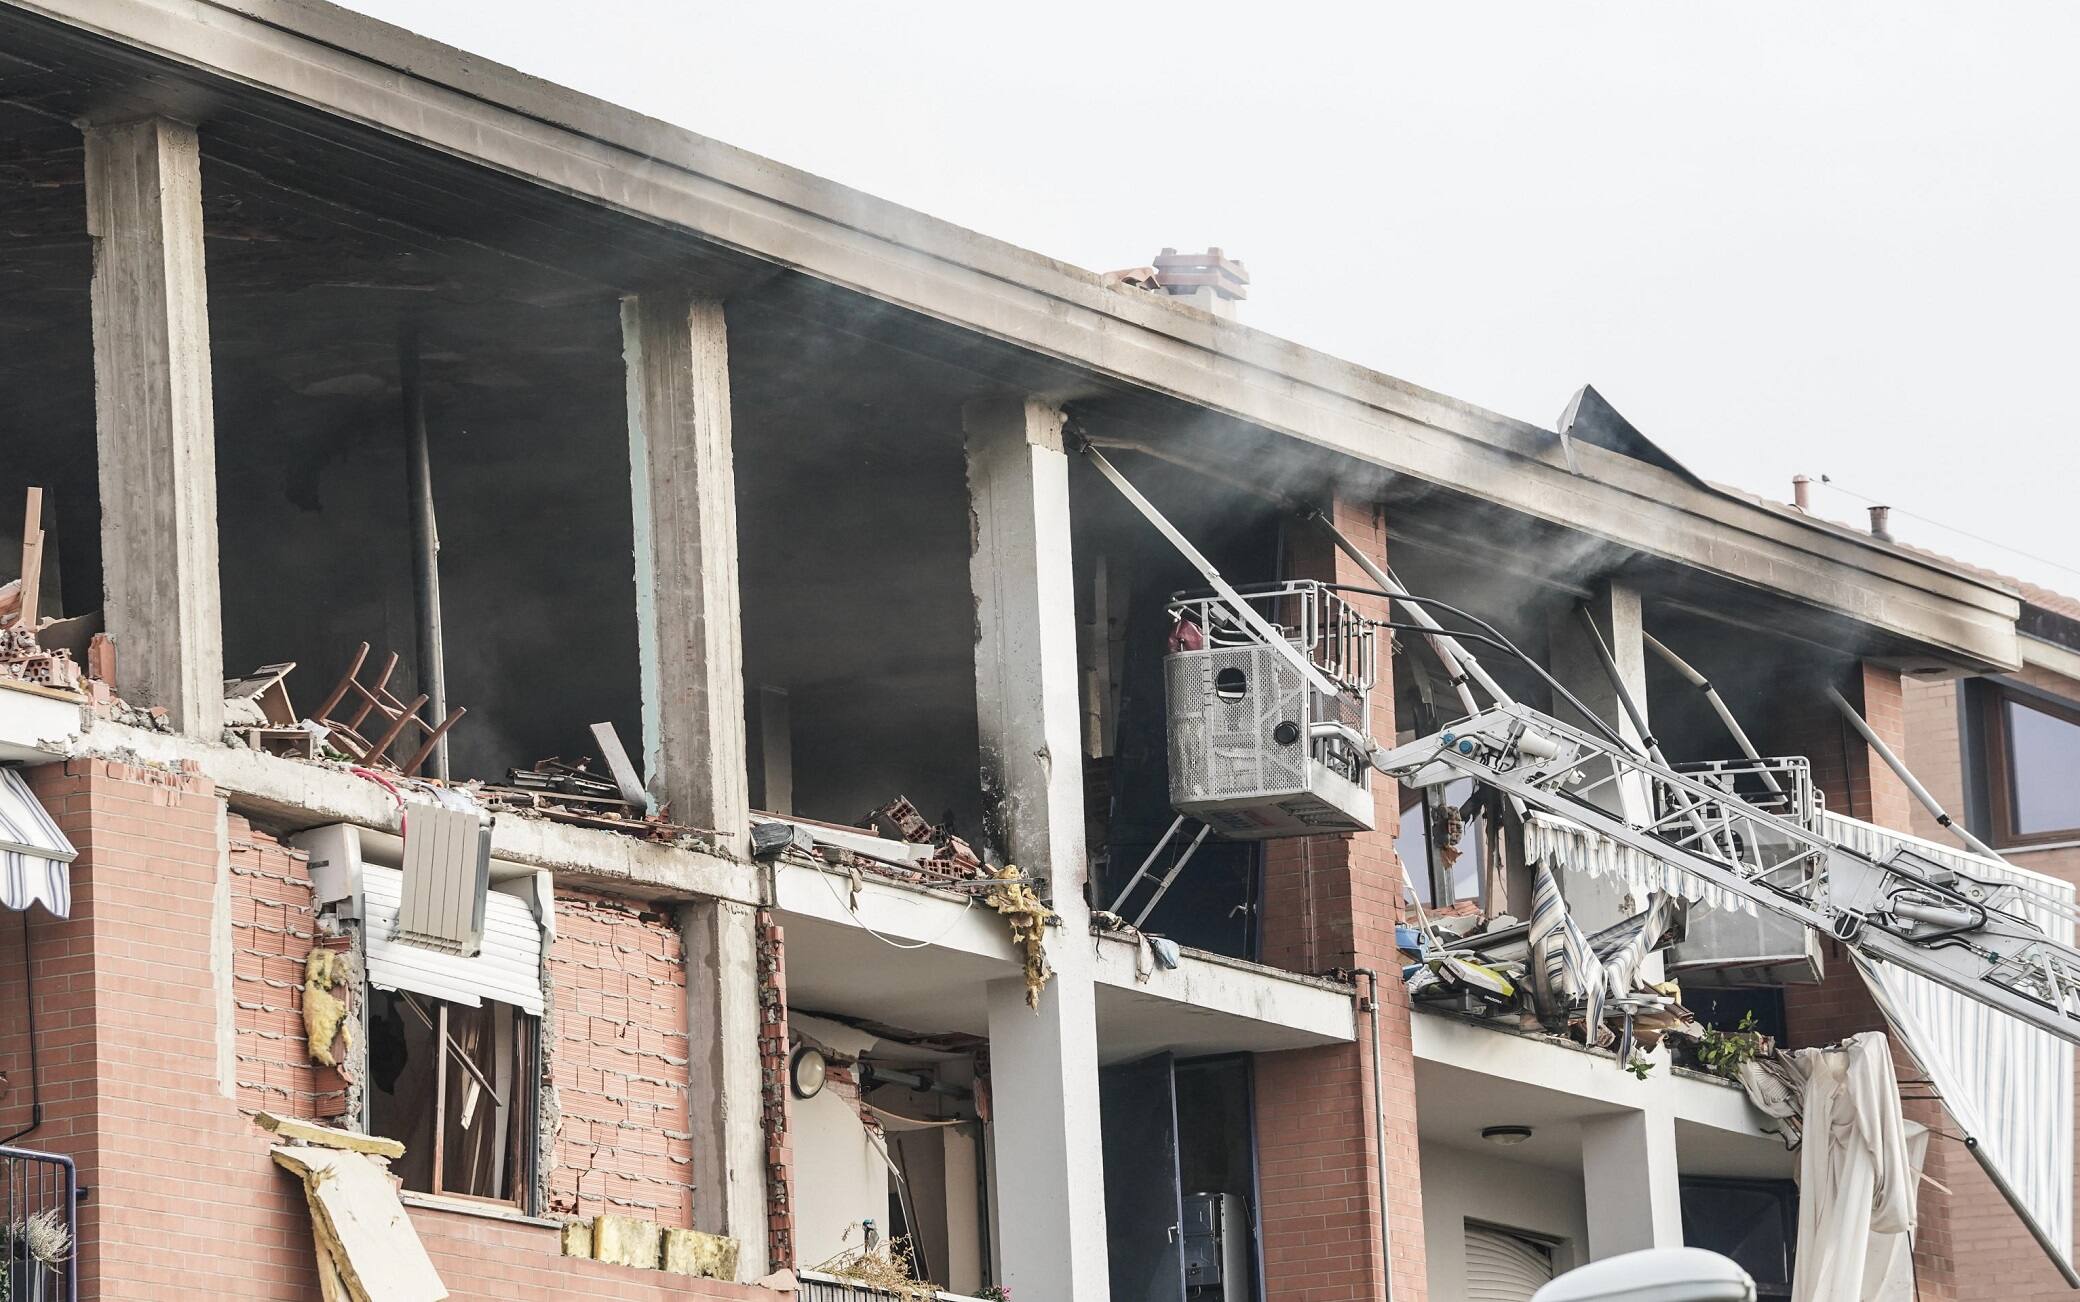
1481;1125;1534;1146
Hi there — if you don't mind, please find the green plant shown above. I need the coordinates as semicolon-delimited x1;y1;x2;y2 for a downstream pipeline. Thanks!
1696;1010;1768;1079
1625;1051;1654;1081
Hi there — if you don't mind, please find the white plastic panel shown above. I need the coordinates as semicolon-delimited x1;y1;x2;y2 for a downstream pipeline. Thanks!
363;864;544;1014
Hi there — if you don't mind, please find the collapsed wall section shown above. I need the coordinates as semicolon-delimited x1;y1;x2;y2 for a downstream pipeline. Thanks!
0;756;771;1299
547;890;694;1226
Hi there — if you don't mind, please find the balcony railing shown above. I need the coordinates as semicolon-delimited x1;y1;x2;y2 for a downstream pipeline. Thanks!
797;1269;989;1302
1;1145;77;1302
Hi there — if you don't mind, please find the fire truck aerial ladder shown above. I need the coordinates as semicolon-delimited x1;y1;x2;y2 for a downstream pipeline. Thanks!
1075;432;2080;1286
1372;702;2080;1045
1076;433;2080;1046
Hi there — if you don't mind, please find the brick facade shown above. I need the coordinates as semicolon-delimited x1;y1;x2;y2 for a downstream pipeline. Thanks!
755;909;796;1270
546;889;695;1227
1777;663;1957;1300
1253;495;1427;1302
1904;667;2080;1300
0;757;767;1300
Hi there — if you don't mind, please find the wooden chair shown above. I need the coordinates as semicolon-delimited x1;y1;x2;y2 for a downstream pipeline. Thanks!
310;642;466;777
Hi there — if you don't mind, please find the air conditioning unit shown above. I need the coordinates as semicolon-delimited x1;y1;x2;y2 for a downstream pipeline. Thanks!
1164;582;1377;839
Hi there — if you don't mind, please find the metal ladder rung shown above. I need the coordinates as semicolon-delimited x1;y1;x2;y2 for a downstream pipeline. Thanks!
1108;815;1214;929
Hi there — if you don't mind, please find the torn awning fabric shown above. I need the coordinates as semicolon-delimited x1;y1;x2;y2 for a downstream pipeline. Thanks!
1529;859;1609;1038
1528;860;1682;1046
0;767;73;918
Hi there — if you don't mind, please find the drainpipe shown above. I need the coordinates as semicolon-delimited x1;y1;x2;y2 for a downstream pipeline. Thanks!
1353;968;1395;1301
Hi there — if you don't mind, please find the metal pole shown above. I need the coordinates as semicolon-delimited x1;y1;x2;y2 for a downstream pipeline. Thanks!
400;326;450;781
1306;511;1508;713
1642;632;1782;796
1079;443;1337;697
1826;684;2007;863
1356;969;1396;1302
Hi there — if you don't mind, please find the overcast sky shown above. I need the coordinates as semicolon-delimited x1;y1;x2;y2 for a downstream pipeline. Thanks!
342;1;2080;594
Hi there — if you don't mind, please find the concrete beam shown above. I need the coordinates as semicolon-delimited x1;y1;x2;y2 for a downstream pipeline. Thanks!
1581;1108;1685;1258
680;898;768;1278
40;715;765;905
84;115;223;738
624;291;749;855
964;395;1111;1301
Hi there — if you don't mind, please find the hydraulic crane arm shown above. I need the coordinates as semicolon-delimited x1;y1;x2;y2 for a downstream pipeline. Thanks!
1372;702;2080;1046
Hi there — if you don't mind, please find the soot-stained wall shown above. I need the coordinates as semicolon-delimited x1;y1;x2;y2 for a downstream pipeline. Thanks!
213;295;642;782
730;301;987;835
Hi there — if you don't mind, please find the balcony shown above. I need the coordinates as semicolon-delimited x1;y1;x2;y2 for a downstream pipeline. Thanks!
1;1144;78;1302
797;1269;992;1302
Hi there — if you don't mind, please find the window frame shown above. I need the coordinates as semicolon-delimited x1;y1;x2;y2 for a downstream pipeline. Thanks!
1678;1175;1797;1300
1398;780;1489;910
1983;682;2080;848
368;987;543;1212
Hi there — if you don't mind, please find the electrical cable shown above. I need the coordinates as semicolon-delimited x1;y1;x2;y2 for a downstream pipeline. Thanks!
811;860;976;951
1349;601;1635;753
1814;477;2080;583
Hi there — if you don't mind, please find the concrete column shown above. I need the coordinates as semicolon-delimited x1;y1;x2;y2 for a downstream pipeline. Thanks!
623;292;749;854
1547;580;1650;818
965;395;1111;1301
1547;580;1651;937
84;116;224;738
1580;1107;1684;1258
680;898;769;1277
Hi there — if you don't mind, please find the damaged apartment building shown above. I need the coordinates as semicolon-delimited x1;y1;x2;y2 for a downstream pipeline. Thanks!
2;3;2080;1301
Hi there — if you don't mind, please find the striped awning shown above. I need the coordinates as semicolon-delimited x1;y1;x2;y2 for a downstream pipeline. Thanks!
0;767;73;918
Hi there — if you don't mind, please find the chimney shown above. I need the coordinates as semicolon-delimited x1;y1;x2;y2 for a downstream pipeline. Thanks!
1791;474;1811;511
1868;505;1892;541
1151;247;1249;320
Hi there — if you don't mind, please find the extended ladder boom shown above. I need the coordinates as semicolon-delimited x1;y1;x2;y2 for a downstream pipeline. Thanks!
1372;703;2080;1046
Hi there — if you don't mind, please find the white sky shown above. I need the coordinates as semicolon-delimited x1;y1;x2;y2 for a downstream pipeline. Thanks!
342;0;2080;594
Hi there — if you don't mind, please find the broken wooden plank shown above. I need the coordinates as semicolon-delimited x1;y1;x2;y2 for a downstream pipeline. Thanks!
272;1145;447;1301
17;487;43;629
256;1112;405;1159
590;720;650;807
314;1237;349;1302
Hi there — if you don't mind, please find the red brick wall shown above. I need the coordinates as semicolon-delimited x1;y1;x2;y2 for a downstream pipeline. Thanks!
546;890;695;1228
0;758;767;1300
756;909;796;1269
227;817;349;1120
1254;495;1426;1302
1776;664;1957;1300
1905;669;2080;1300
11;757;323;1299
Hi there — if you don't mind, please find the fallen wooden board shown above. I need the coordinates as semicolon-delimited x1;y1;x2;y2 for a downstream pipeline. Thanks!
274;1145;447;1302
257;1112;406;1160
590;721;651;807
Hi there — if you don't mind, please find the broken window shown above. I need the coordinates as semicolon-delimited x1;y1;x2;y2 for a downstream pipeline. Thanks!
367;988;539;1205
1398;777;1488;909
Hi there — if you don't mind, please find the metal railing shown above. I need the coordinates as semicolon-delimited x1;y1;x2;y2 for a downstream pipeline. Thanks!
1;1145;77;1302
797;1270;989;1302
